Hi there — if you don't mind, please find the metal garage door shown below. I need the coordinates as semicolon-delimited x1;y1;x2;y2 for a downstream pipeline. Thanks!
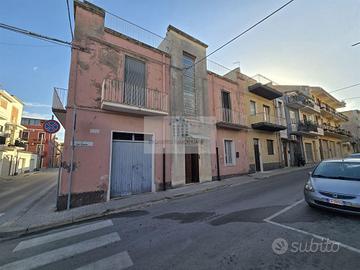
110;140;152;197
305;143;314;163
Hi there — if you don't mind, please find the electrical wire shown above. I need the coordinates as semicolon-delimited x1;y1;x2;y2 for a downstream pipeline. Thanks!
185;0;295;70
66;0;74;40
0;22;86;51
329;82;360;93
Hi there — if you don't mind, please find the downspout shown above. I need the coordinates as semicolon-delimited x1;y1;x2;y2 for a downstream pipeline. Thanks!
162;53;166;191
66;36;80;210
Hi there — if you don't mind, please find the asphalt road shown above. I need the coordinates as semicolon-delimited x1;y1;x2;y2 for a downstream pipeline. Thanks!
0;170;57;226
0;169;359;270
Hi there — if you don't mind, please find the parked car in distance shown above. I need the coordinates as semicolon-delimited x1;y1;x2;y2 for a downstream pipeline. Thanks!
347;153;360;158
304;159;360;215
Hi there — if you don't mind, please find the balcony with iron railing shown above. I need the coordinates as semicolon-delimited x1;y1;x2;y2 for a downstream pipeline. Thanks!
322;124;352;139
289;119;323;137
249;112;286;131
52;87;67;126
320;103;348;122
101;79;168;116
286;94;320;114
215;108;248;130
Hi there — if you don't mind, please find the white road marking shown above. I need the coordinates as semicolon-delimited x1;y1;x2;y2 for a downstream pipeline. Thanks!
264;199;305;222
265;219;360;254
264;200;360;255
75;251;133;270
1;232;120;270
13;220;113;252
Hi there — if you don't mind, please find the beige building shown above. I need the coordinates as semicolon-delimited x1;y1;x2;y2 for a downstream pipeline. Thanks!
340;110;360;153
311;87;352;159
0;90;37;176
276;85;352;164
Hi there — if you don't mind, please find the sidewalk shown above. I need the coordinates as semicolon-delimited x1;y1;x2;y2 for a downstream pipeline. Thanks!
0;165;313;239
249;164;315;179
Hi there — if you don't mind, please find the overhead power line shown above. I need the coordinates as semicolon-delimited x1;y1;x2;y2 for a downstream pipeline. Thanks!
185;0;295;70
329;82;360;93
352;41;360;47
103;6;234;73
0;22;87;51
343;96;360;101
65;0;74;40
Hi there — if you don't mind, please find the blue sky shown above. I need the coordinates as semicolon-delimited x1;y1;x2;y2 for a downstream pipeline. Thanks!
1;0;360;141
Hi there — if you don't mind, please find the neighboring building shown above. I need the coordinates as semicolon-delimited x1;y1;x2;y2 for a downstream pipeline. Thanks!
208;71;249;179
275;85;352;164
0;90;37;176
21;117;56;168
340;110;360;153
275;85;323;165
311;87;352;159
158;25;213;186
223;70;286;172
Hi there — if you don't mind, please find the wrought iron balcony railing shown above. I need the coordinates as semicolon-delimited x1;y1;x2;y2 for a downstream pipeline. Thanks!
101;79;168;115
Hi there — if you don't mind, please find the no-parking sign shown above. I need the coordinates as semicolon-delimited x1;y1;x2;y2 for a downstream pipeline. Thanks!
43;119;61;134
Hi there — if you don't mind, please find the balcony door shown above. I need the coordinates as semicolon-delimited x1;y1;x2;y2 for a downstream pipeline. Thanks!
263;105;270;122
124;56;146;107
221;91;232;122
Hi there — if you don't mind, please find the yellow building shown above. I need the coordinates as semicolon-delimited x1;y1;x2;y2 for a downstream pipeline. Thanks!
275;85;352;164
238;73;286;172
310;87;352;159
0;90;37;176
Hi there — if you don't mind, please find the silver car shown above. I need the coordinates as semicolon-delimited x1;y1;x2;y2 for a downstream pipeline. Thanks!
304;159;360;214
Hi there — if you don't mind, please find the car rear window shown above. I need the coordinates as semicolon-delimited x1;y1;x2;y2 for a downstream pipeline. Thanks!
313;162;360;180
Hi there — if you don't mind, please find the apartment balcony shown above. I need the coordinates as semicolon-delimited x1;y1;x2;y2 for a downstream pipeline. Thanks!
101;79;168;116
286;94;320;114
322;124;352;140
215;108;249;130
249;113;286;131
290;120;322;137
320;105;348;122
52;87;67;127
248;83;283;100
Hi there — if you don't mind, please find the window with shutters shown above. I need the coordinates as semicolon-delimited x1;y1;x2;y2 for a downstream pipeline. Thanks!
267;139;274;155
10;106;19;124
221;91;232;122
0;98;7;109
124;56;146;107
182;52;196;116
224;139;235;166
250;101;256;115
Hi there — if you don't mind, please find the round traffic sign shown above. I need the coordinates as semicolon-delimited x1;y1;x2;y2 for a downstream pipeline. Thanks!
43;119;61;134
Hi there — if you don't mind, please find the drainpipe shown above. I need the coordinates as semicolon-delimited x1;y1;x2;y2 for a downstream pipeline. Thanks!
216;146;220;181
66;41;80;210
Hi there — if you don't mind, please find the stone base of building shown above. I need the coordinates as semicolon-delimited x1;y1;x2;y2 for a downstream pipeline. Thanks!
211;172;249;181
249;162;283;173
156;181;172;191
57;190;106;211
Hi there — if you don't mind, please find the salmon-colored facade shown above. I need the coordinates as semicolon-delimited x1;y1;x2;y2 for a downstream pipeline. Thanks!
56;1;171;209
208;72;249;179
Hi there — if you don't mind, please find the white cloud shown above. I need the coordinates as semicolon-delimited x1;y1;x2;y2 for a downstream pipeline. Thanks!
22;111;52;120
24;102;51;108
33;66;38;71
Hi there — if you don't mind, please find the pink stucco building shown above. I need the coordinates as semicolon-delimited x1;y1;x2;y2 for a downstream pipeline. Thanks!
208;71;249;179
53;1;251;210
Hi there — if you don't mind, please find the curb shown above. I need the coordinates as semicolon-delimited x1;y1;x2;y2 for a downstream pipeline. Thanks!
249;166;315;179
0;178;248;240
0;167;310;240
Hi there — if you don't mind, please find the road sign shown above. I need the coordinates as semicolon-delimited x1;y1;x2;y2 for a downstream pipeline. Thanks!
43;119;61;134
